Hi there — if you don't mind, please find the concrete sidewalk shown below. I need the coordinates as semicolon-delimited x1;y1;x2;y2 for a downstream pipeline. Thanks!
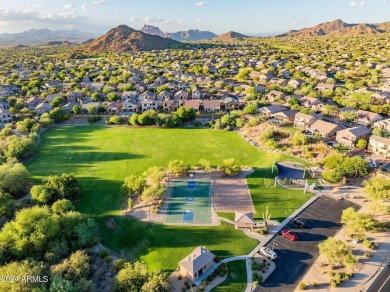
340;233;390;291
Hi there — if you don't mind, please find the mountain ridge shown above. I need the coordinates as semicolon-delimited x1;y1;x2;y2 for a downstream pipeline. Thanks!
278;19;390;37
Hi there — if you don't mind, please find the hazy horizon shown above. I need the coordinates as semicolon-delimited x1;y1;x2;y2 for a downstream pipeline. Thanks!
0;0;389;35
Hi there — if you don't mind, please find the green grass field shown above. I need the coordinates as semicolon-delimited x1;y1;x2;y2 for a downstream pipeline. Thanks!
211;260;247;292
26;126;312;272
166;180;211;223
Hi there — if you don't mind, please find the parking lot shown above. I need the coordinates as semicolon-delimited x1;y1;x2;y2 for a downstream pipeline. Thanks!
261;195;361;292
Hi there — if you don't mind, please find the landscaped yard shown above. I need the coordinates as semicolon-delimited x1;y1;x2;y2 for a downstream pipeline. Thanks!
211;260;247;292
26;125;312;271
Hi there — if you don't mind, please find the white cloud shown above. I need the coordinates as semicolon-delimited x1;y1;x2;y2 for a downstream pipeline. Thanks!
196;18;205;22
32;4;42;8
130;16;184;26
0;7;87;27
195;2;208;7
92;0;106;5
350;1;366;7
81;5;87;11
64;4;76;9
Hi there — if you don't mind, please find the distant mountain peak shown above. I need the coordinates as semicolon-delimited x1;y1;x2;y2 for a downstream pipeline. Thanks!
141;25;165;37
214;31;248;41
278;19;390;37
82;24;182;53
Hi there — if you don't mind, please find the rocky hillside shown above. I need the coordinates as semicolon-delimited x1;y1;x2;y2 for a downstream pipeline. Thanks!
214;31;248;41
140;25;165;37
167;30;216;41
279;19;390;37
82;25;182;53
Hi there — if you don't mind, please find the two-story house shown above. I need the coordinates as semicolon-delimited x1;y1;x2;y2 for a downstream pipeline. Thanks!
368;135;390;158
336;126;371;148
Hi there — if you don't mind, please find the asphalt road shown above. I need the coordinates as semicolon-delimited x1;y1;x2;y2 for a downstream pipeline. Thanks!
368;263;390;292
260;195;360;292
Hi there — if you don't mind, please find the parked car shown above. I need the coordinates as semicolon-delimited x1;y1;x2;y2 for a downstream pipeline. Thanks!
291;217;309;228
259;247;277;260
281;229;298;241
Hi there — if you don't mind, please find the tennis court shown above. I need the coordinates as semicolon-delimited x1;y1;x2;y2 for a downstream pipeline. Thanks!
165;180;212;224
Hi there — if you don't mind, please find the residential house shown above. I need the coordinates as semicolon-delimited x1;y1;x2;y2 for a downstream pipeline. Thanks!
61;102;79;113
183;100;201;111
122;98;138;112
67;91;83;102
266;90;287;103
338;107;357;119
192;88;206;100
121;91;138;101
0;108;12;126
106;101;123;114
90;82;104;91
367;135;390;158
45;80;63;91
356;110;382;127
174;90;189;101
223;97;239;111
257;105;287;116
81;102;103;114
273;110;298;124
288;79;304;89
141;99;158;112
316;83;335;92
300;96;324;112
35;102;52;115
0;87;13;97
26;96;43;110
294;113;318;131
373;119;390;133
336;126;371;148
0;100;9;110
308;120;342;139
203;100;221;113
162;100;175;112
178;246;215;281
371;92;390;105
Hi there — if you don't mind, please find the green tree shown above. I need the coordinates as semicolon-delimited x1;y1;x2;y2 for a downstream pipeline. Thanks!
129;113;139;125
175;107;196;122
322;169;343;183
292;132;310;146
322;153;343;169
0;192;14;217
168;160;191;177
45;173;81;202
244;103;258;114
4;135;35;159
49;108;69;123
108;92;119;101
51;250;91;282
51;199;75;215
220;158;240;176
122;175;145;196
363;176;390;200
0;205;60;262
356;139;368;149
339;156;368;178
0;260;47;291
318;237;357;267
31;185;52;205
199;159;213;173
39;113;54;127
0;161;31;197
72;105;81;114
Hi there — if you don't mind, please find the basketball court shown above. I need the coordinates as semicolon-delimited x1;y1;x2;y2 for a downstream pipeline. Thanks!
165;180;212;224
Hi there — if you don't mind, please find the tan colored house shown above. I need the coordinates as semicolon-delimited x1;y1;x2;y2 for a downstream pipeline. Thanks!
266;90;287;103
336;126;371;148
356;110;382;127
184;100;201;111
234;212;259;230
373;119;390;132
308;120;342;138
294;112;317;131
179;246;215;281
203;100;221;113
368;135;390;158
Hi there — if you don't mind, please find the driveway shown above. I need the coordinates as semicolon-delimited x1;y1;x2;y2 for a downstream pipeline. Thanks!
260;195;360;292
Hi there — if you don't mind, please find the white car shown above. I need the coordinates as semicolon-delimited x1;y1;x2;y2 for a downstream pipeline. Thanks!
259;247;277;260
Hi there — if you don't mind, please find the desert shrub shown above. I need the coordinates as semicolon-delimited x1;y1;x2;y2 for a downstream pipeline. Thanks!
88;115;102;123
363;240;377;250
98;250;110;259
364;251;372;258
299;282;306;290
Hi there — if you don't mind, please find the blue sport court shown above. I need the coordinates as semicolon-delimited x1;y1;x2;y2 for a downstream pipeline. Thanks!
165;180;211;224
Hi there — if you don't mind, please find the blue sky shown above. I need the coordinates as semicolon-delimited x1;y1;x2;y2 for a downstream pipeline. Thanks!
0;0;389;35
